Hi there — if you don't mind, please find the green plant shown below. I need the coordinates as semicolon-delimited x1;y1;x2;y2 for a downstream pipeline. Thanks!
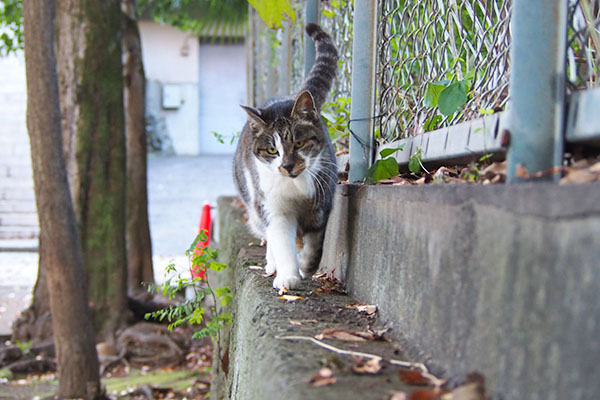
408;147;426;175
0;0;24;56
213;131;240;145
321;96;351;147
144;232;232;362
366;145;404;183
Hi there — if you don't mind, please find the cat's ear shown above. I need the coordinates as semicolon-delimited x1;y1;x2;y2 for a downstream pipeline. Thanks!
291;90;318;119
241;105;266;126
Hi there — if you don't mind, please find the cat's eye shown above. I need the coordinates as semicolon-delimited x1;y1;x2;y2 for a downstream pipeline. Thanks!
294;140;305;149
266;147;278;155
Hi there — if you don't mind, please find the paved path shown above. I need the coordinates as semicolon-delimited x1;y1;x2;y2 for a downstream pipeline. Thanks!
0;154;237;336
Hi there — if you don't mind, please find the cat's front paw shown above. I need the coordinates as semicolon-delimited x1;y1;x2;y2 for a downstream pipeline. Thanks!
264;262;276;275
273;273;301;290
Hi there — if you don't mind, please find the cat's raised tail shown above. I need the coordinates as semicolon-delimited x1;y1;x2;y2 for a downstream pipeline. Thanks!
300;23;339;110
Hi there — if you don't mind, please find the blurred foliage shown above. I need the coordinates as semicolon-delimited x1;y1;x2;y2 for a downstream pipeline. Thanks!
138;0;248;38
0;0;23;56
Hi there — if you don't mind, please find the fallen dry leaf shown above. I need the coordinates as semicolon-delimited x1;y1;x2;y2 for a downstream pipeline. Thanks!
399;369;433;386
560;168;599;184
346;303;378;316
308;367;337;387
279;295;304;302
315;328;368;342
278;287;288;296
247;265;263;270
351;357;382;374
440;382;484;400
289;320;304;326
389;392;408;400
409;388;448;400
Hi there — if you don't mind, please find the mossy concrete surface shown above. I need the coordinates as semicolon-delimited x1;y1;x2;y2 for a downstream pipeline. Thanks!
320;183;600;400
211;197;419;400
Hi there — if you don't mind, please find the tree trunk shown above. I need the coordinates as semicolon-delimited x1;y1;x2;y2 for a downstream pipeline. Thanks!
123;0;155;297
55;0;129;342
21;1;101;398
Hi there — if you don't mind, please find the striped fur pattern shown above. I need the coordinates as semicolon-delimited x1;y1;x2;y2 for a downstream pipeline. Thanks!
233;23;338;290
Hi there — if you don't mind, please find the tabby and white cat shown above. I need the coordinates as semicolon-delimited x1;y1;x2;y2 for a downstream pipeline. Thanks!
233;23;338;290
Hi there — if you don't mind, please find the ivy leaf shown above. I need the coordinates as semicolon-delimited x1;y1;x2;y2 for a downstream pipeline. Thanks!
438;81;467;116
409;148;423;175
366;157;399;183
424;81;449;108
379;146;404;158
248;0;295;29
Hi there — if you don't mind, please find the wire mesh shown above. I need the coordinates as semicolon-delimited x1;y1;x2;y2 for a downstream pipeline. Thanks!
376;0;512;142
248;1;306;107
567;0;600;90
320;0;354;102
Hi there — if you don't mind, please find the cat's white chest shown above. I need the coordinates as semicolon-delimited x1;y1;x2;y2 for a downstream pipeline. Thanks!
254;158;314;212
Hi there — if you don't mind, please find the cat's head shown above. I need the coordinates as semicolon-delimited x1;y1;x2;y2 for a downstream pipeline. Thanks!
241;91;327;178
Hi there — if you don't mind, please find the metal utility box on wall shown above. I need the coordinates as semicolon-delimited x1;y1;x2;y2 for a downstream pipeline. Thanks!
162;84;182;109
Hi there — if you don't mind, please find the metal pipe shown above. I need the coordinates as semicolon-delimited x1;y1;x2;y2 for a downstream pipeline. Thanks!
506;0;568;182
303;0;319;78
348;0;377;182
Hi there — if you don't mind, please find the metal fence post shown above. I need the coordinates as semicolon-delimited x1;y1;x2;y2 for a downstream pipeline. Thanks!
506;0;568;182
304;0;319;78
348;0;377;183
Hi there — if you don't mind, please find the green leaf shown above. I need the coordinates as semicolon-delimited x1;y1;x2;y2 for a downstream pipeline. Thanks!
214;286;231;298
425;115;442;131
366;157;399;183
220;294;233;307
379;146;405;158
408;149;423;175
207;261;227;271
424;82;447;108
478;108;494;115
247;0;295;29
438;81;467;116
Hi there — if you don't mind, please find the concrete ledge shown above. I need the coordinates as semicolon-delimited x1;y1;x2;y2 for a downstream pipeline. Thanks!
211;197;421;400
321;183;600;400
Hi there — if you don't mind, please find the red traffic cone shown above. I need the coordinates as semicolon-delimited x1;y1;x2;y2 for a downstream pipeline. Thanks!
191;202;211;279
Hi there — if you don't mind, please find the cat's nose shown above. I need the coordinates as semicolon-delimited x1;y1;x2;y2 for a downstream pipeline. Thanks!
281;160;295;172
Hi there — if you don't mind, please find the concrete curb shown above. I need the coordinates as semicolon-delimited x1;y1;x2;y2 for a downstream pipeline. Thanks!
211;197;423;400
320;183;600;400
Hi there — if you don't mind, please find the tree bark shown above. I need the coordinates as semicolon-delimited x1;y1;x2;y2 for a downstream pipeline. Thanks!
123;0;155;297
55;0;129;342
21;1;101;398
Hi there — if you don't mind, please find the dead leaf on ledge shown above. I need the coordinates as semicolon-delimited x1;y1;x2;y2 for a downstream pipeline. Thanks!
280;295;304;302
399;369;433;386
346;303;378;316
247;265;263;270
409;388;448;400
389;392;408;400
351;357;382;375
289;319;318;326
315;328;369;342
278;287;288;296
308;367;337;387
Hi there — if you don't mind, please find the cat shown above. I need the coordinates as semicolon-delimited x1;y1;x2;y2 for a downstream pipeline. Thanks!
233;23;338;290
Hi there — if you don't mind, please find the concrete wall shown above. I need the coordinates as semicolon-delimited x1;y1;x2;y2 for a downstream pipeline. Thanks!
139;21;246;155
198;43;246;155
320;183;600;400
139;21;200;155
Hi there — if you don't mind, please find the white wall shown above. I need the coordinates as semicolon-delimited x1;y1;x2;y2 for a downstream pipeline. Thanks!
139;21;200;155
198;43;247;154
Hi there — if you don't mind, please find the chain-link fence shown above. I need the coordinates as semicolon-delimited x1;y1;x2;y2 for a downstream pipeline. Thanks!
376;0;512;142
567;0;600;90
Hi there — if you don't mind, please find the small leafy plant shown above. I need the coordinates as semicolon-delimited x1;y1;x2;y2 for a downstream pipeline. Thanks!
321;96;351;149
366;146;404;183
144;232;232;361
